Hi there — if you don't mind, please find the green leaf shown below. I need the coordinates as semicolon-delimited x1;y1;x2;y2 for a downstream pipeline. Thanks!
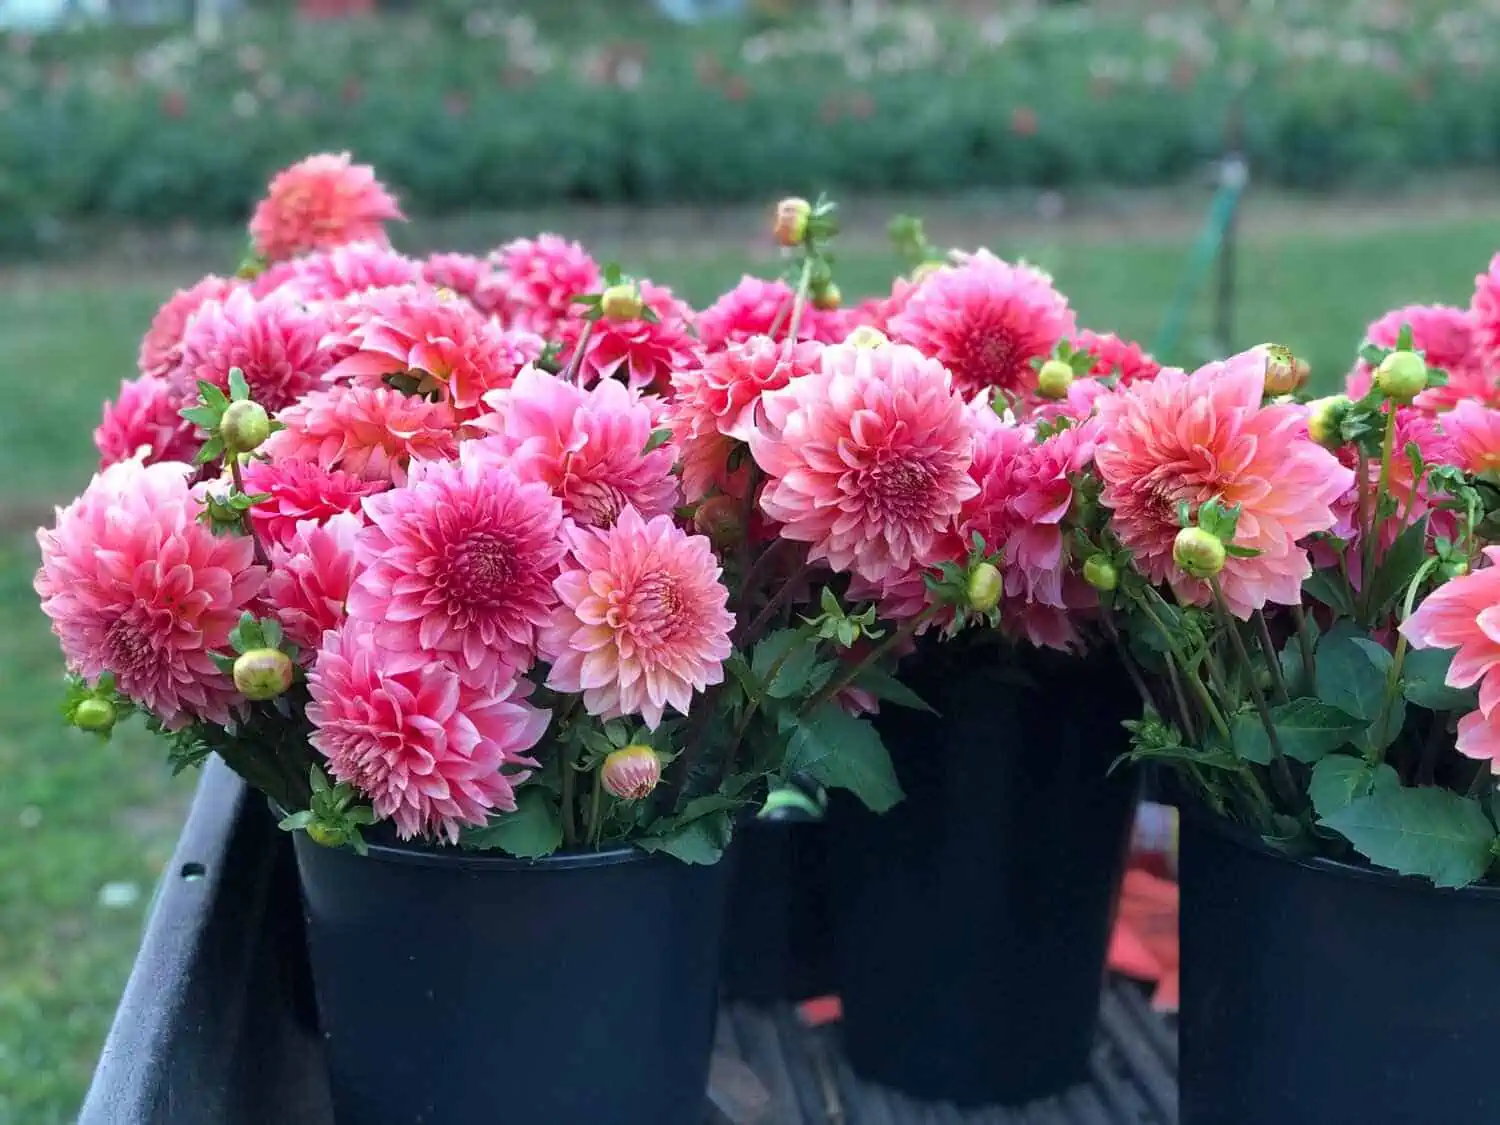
278;810;314;831
1362;517;1429;620
1320;785;1498;888
752;629;820;700
227;366;250;401
636;810;732;865
1303;568;1356;616
194;437;226;466
197;379;229;410
261;618;284;651
1231;697;1365;765
462;788;562;859
1402;647;1480;712
785;703;903;812
1315;623;1391;721
850;665;936;714
643;427;672;454
179;405;220;428
1309;754;1399;819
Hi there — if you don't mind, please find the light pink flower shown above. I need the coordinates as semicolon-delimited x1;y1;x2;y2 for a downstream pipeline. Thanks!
251;241;423;302
557;280;700;393
264;512;362;656
479;234;602;336
249;152;404;264
749;341;979;585
174;289;336;413
470;366;678;527
264;384;459;484
307;621;550;842
696;276;846;352
348;454;565;685
240;458;387;549
1094;347;1353;618
1346;304;1484;410
95;376;197;468
670;334;824;442
138;275;238;380
35;460;264;728
891;251;1075;400
541;507;733;729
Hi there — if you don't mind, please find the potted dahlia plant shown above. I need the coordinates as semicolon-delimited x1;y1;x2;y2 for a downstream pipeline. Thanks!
36;157;965;1125
1077;299;1500;1124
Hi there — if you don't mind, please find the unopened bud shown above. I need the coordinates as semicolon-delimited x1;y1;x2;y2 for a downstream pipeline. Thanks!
601;745;662;801
600;284;643;322
1375;349;1428;403
72;697;117;733
1083;555;1118;592
1173;527;1227;580
1036;359;1075;400
221;399;271;453
234;648;294;701
305;822;344;848
1442;558;1471;580
812;281;842;311
1306;395;1351;449
773;197;812;248
846;325;889;349
966;562;1003;612
693;494;743;549
1261;344;1305;395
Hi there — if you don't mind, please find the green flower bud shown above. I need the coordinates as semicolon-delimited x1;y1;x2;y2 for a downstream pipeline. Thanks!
233;648;294;701
1306;395;1351;449
72;697;117;734
1082;555;1119;592
1036;359;1075;400
845;326;890;350
1441;558;1471;580
1261;343;1305;395
966;561;1003;612
811;281;842;311
600;284;643;322
1375;350;1428;403
773;197;812;248
1173;527;1227;580
220;399;271;453
305;822;344;848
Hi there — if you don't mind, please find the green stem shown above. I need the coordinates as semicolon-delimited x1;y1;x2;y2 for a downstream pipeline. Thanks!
1291;604;1317;695
1356;456;1374;620
561;319;594;385
560;747;579;848
1360;405;1399;622
736;561;816;648
1467;764;1493;798
1252;611;1290;704
588;770;604;848
229;455;271;569
802;607;937;716
1131;592;1231;740
781;258;815;360
1369;556;1443;765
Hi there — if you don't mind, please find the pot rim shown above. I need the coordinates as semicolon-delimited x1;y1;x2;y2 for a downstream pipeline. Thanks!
1181;800;1500;901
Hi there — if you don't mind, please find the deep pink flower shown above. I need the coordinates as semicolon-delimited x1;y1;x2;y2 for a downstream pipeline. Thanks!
1347;304;1484;410
241;457;387;549
95;376;198;468
847;276;921;336
249;152;404;264
541;507;733;729
891;251;1075;401
696;276;846;352
749;341;979;584
557;280;701;393
264;512;362;656
347;453;565;685
138;275;238;380
174;289;336;413
35;460;264;728
1071;330;1162;385
264;384;459;484
306;621;550;842
1094;347;1353;617
251;241;423;303
479;234;602;336
1445;400;1500;476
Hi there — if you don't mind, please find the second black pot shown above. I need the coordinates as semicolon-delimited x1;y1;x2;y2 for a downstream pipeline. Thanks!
292;833;731;1125
829;646;1141;1107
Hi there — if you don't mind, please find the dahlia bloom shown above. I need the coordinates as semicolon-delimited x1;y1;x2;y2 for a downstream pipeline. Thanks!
420;252;490;306
1471;256;1500;380
138;275;238;380
541;507;734;729
1346;304;1484;410
479;234;602;336
252;241;423;303
306;621;550;842
1071;330;1162;385
696;276;846;352
471;366;678;527
749;340;979;585
669;335;824;442
1401;548;1500;769
264;384;459;484
174;289;336;413
240;457;387;549
348;454;565;686
95;376;198;468
264;513;363;656
847;276;920;336
556;280;700;393
35;460;264;728
1094;347;1353;618
249;152;405;264
890;250;1076;401
1444;400;1500;476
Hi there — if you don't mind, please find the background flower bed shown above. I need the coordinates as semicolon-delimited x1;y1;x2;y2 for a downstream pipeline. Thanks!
5;0;1500;252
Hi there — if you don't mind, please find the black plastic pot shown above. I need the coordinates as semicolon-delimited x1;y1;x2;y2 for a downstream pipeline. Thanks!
1180;811;1500;1125
292;832;731;1125
829;648;1141;1107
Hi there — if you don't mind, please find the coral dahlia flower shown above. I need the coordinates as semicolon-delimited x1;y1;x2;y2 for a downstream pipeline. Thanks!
541;507;734;729
35;460;264;728
240;458;386;549
1444;400;1500;476
252;241;423;303
95;376;198;468
249;152;404;264
138;275;238;380
479;234;602;336
1071;330;1162;385
1346;304;1484;411
348;454;565;686
696;276;846;352
749;340;979;585
557;280;700;393
670;334;823;443
1094;347;1353;617
420;252;490;307
264;512;363;656
264;384;459;484
174;289;336;413
307;621;550;842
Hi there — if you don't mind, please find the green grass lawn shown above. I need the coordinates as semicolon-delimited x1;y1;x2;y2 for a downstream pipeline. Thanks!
0;204;1493;1124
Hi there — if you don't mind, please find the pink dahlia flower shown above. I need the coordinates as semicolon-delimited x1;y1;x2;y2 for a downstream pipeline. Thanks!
348;454;565;685
264;384;459;484
541;507;734;729
251;241;423;303
1346;304;1484;410
1071;330;1162;385
479;234;602;336
249;152;404;264
1444;400;1500;476
891;251;1075;401
1094;347;1353;618
264;512;362;656
307;621;550;842
1471;256;1500;381
749;340;979;585
240;458;386;549
35;460;264;728
557;280;700;393
670;335;824;443
696;276;846;352
847;276;921;336
174;289;336;413
95;376;198;468
471;366;678;527
138;275;238;380
420;252;489;306
1401;548;1500;769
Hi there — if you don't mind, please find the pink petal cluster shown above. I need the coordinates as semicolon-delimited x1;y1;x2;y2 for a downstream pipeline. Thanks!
847;276;921;336
479;234;602;336
265;384;459;483
750;340;979;584
1400;548;1500;769
35;460;264;728
1094;347;1354;618
1444;400;1500;476
696;276;847;352
252;241;423;303
891;251;1076;401
1471;256;1500;381
264;513;363;656
1346;304;1487;411
348;454;565;686
174;289;336;413
95;376;198;468
471;366;678;527
249;152;404;264
420;252;490;306
306;621;549;842
241;457;388;549
138;275;239;380
670;334;824;442
1071;330;1162;385
541;507;734;728
557;280;700;393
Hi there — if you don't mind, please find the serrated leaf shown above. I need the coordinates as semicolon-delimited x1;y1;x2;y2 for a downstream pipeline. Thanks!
1309;754;1399;819
1362;517;1429;621
752;629;820;700
1231;697;1365;765
1316;623;1391;721
850;665;936;714
197;380;229;410
195;437;225;466
227;367;250;401
461;788;563;859
1358;343;1387;367
643;427;672;454
1320;785;1497;888
1303;568;1356;616
179;405;220;428
1402;646;1480;712
785;703;903;812
635;810;732;865
278;811;314;831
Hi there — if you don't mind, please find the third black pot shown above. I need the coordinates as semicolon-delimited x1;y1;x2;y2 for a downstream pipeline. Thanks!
292;832;731;1125
1180;810;1500;1125
829;645;1141;1107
